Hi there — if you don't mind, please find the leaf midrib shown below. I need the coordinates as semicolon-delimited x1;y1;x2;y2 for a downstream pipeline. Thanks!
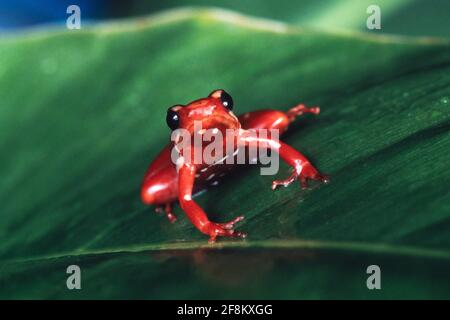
6;239;450;265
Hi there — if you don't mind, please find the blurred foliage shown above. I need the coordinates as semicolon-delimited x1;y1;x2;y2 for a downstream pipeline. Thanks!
3;1;449;38
125;0;450;37
0;7;449;298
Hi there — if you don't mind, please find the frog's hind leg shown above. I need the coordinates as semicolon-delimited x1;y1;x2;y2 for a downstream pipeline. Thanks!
239;104;320;134
155;203;177;223
286;104;320;123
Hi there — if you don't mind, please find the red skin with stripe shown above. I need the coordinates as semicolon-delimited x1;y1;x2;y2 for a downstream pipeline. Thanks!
141;90;329;242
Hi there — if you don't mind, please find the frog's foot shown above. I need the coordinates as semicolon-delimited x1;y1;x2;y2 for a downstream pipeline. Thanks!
205;216;247;243
155;203;177;223
272;163;330;190
286;104;320;122
271;171;298;190
300;171;330;189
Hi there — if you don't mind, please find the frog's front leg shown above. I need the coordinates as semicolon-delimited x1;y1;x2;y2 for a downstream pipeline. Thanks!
241;133;329;190
271;142;330;189
178;163;246;243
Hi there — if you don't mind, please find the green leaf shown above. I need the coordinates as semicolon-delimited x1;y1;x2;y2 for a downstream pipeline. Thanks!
0;9;449;299
129;0;450;37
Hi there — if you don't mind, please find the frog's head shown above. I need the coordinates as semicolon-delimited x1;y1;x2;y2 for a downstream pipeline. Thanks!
166;89;241;135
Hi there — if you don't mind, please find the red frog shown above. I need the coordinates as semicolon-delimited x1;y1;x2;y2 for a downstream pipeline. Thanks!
141;90;329;242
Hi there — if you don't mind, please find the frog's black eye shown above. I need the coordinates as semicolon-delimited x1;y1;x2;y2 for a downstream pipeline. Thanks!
166;108;179;130
220;90;233;111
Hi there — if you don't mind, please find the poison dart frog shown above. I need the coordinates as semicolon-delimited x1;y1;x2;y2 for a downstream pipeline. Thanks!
141;90;329;242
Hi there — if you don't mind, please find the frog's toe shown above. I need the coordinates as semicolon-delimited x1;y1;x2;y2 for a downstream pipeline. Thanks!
206;218;246;243
271;171;298;190
300;171;330;189
155;203;177;223
218;215;245;229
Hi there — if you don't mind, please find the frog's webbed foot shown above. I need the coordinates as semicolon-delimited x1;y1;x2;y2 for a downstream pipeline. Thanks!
206;216;247;244
272;163;330;190
155;203;177;223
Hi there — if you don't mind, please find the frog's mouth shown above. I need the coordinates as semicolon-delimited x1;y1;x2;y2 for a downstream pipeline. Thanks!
186;112;241;134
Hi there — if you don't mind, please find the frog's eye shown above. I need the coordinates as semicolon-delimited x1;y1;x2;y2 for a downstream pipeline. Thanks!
166;108;179;130
220;90;233;111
